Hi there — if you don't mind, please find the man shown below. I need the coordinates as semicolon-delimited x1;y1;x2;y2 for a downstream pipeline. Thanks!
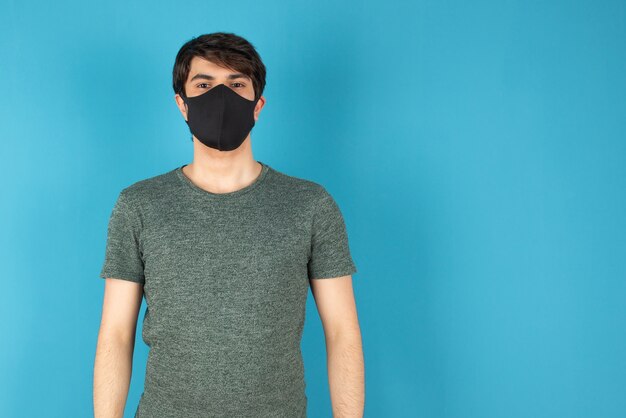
93;32;364;418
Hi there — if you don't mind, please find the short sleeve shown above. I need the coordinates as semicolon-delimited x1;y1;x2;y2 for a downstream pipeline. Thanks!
307;186;357;280
99;189;145;284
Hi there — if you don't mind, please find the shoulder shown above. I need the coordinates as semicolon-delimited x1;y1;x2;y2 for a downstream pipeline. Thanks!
266;166;352;223
117;167;179;204
266;165;332;202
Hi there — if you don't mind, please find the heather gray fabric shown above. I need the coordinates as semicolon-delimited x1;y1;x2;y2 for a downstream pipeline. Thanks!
99;160;357;417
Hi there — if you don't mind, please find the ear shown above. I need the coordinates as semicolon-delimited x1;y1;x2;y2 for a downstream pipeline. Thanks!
253;95;266;121
174;94;188;122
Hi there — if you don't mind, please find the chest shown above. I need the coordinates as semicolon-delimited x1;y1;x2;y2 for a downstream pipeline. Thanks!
140;198;313;282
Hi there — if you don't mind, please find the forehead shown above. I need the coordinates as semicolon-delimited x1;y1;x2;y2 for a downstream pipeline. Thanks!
187;56;250;82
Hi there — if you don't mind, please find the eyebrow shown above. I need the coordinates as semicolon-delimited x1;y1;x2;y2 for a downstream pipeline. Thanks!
189;73;250;82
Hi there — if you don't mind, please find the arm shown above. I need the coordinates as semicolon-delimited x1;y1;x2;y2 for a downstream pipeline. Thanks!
310;275;365;418
93;278;144;418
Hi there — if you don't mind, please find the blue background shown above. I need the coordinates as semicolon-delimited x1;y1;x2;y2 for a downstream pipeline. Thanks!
1;0;625;417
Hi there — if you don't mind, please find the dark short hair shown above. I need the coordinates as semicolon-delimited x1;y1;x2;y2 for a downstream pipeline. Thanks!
172;32;267;101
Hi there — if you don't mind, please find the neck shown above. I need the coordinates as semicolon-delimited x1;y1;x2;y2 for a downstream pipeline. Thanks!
182;137;262;194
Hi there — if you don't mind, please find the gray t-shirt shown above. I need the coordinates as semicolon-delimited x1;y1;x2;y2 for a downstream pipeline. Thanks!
99;160;357;417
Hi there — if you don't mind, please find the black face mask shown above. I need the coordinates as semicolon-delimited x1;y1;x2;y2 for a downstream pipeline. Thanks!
180;84;259;151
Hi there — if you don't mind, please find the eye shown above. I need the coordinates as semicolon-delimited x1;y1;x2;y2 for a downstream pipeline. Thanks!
232;82;245;88
197;83;210;89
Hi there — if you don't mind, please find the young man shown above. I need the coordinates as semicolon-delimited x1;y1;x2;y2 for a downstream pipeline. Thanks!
93;32;364;418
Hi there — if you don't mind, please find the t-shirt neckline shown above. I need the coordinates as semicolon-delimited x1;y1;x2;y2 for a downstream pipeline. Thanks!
175;160;271;199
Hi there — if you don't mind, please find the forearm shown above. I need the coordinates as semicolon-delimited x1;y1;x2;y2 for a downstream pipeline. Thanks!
325;330;365;418
93;334;135;418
